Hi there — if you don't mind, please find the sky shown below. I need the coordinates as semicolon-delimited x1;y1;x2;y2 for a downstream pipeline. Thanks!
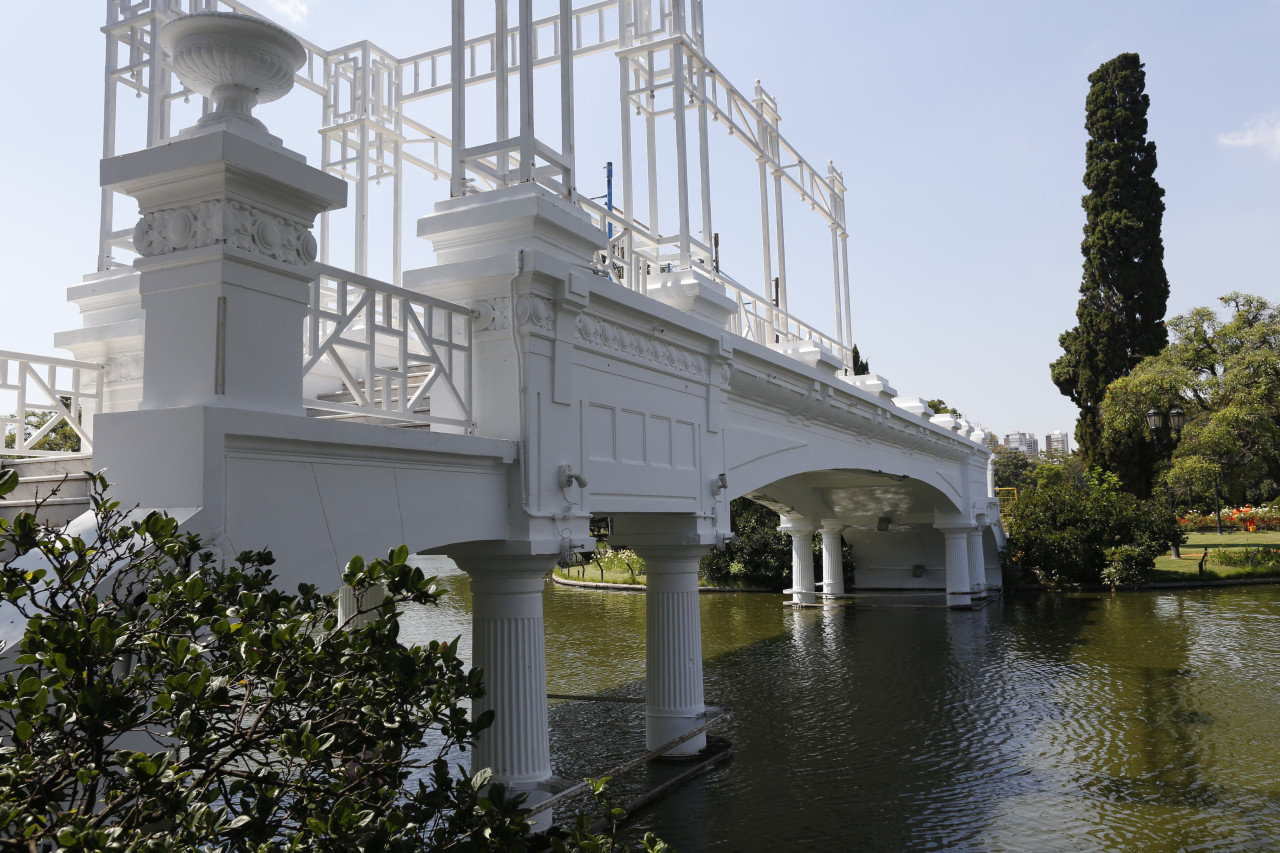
3;1;1279;446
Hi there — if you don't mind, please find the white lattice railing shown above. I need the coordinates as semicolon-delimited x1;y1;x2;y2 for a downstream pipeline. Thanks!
303;264;474;433
0;351;103;458
580;199;854;369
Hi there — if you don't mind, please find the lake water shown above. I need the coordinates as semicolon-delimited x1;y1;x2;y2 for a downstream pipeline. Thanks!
402;559;1280;852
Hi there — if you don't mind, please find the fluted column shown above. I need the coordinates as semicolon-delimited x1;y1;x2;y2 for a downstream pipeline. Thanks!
941;528;972;609
450;555;556;791
634;541;707;755
820;520;846;597
780;519;815;606
966;527;986;597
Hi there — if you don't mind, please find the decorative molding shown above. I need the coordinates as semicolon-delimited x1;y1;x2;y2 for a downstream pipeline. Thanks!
133;200;318;266
101;354;144;384
470;295;554;333
574;313;708;381
514;294;554;333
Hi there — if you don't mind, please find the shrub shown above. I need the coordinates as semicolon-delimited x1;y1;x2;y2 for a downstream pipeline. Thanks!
1004;467;1180;587
1210;546;1280;570
0;474;667;852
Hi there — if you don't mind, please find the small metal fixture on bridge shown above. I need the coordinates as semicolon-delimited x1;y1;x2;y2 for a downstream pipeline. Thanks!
559;464;589;489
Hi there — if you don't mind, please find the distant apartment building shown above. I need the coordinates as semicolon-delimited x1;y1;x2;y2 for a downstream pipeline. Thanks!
1003;431;1037;458
1044;430;1070;456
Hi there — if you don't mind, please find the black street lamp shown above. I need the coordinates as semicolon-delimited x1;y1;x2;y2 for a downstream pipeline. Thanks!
1146;406;1186;559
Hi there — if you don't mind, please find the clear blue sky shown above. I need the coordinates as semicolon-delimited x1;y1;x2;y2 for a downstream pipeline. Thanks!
4;1;1278;446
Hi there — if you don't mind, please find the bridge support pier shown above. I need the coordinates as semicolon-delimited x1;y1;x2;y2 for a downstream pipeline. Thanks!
781;519;816;605
614;517;712;756
940;528;973;609
450;553;556;804
820;520;846;597
966;527;986;598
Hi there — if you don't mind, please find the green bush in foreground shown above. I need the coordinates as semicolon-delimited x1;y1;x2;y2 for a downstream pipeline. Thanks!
0;473;667;852
1004;467;1180;588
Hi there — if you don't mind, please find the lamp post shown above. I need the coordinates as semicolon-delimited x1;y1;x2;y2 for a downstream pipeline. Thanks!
1211;451;1253;536
1146;406;1185;559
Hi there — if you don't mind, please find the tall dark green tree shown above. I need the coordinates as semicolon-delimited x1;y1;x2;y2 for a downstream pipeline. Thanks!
850;344;870;376
1051;52;1169;497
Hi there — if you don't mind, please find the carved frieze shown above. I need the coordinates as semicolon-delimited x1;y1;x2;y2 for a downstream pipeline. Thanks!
574;314;708;381
133;200;318;267
470;295;554;333
101;354;144;384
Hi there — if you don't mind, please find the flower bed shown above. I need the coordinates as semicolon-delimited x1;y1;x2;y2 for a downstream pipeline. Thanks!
1178;505;1280;533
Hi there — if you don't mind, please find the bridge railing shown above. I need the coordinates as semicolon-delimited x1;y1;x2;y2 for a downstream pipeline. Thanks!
303;264;475;434
581;198;853;368
0;351;103;458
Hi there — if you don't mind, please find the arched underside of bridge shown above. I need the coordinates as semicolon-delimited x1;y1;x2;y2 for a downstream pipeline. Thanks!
741;469;1001;592
719;390;1002;593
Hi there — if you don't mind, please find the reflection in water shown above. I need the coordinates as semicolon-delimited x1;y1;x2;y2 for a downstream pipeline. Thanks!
400;560;1280;852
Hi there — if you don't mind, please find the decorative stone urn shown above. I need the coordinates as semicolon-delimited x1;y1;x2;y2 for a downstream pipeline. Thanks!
158;11;306;134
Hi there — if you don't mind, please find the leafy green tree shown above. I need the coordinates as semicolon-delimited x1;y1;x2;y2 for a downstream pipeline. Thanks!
700;499;854;589
1101;292;1280;506
0;475;666;852
701;498;792;588
992;444;1033;493
1003;467;1180;588
925;399;961;418
1051;52;1169;496
3;406;83;454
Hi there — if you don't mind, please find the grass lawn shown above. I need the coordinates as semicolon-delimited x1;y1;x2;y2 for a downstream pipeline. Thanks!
553;563;647;586
550;564;746;589
1151;530;1280;582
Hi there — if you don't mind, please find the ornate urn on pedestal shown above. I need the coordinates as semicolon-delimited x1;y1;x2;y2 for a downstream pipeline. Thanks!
158;11;306;137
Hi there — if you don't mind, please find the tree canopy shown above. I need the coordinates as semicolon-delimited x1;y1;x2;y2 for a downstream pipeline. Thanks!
1051;52;1169;495
1101;292;1280;507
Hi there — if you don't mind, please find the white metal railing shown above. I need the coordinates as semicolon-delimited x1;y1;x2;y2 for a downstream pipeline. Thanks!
303;264;474;433
0;351;103;458
581;197;854;369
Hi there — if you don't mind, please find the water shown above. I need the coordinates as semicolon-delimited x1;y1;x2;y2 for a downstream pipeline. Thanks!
402;560;1280;851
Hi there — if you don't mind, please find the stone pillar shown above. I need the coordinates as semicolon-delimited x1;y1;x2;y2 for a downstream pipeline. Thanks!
101;131;345;416
635;541;707;755
450;554;556;795
941;528;972;610
780;518;815;606
820;520;846;597
966;527;986;598
613;515;713;757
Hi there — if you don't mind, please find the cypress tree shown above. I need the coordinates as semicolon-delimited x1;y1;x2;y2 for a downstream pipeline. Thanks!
1051;52;1169;496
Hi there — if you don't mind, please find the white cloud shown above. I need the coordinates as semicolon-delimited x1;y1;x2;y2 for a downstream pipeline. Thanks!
261;0;308;24
1218;111;1280;158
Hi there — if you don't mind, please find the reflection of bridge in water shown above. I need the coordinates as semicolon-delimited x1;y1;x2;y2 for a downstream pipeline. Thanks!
1;0;1001;818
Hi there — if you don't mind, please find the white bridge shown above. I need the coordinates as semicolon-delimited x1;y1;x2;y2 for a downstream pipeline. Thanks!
2;0;1002;813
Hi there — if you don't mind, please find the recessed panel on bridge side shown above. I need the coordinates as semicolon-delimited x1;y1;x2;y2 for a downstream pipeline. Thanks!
580;403;702;510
